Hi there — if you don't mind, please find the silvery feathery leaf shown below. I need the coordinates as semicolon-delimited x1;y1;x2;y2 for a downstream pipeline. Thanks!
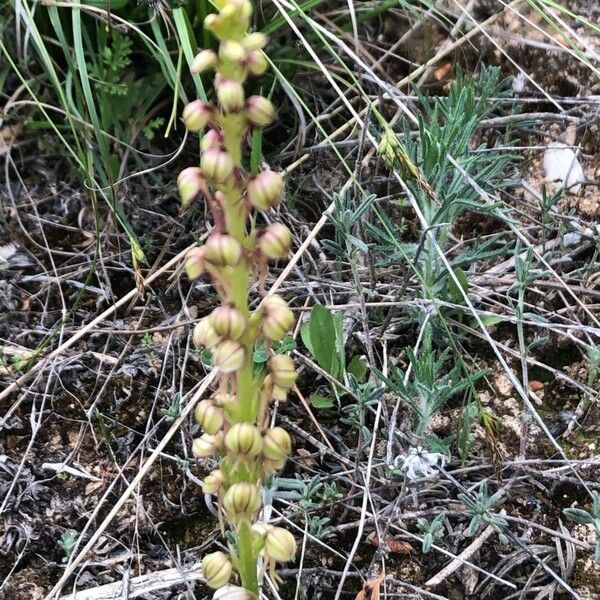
395;446;447;481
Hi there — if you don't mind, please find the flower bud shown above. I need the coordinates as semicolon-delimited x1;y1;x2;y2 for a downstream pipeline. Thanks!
202;469;225;494
191;49;217;74
201;129;222;152
223;482;261;517
219;40;246;65
269;354;297;388
247;170;284;211
193;317;221;349
212;586;253;600
252;521;273;539
258;224;291;259
245;95;275;127
246;51;268;76
263;427;292;462
204;234;242;267
185;247;205;280
217;78;245;113
242;32;267;52
178;167;204;208
263;374;290;402
182;100;213;132
202;551;232;589
212;392;236;408
194;399;225;435
261;295;295;341
201;148;234;183
210;305;246;340
192;432;224;458
225;422;263;458
213;340;245;373
264;527;296;562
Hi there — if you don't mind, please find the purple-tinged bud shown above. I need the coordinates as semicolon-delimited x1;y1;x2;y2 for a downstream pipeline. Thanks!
213;340;245;373
177;167;204;208
269;354;297;388
200;129;223;153
185;247;206;280
261;295;295;341
263;427;292;462
191;49;218;74
201;148;234;183
247;170;284;211
225;422;263;458
219;40;246;64
212;586;253;600
245;95;275;127
194;399;225;434
202;469;225;494
192;431;224;458
264;527;296;562
217;78;245;113
223;482;261;518
182;100;213;132
246;51;268;76
210;305;246;340
202;551;232;589
242;32;267;52
193;317;221;349
258;224;291;259
204;234;242;267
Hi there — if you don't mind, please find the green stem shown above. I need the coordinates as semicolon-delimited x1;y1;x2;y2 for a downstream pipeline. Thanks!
237;519;259;595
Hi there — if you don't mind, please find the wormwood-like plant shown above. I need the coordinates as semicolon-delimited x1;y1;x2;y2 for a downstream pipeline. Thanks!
177;2;297;598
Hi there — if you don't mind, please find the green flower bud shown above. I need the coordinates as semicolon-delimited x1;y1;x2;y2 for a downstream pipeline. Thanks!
261;295;295;341
201;148;234;183
246;51;268;76
204;234;242;267
202;469;225;494
219;40;246;64
195;399;225;435
202;551;232;589
177;167;204;208
213;340;245;373
242;32;267;52
264;527;296;563
193;317;222;349
182;100;213;132
210;305;246;340
212;586;253;600
217;78;245;113
223;482;261;518
258;223;291;259
225;422;263;458
201;129;222;153
191;49;218;74
263;427;292;462
269;354;297;388
245;95;275;127
247;170;284;211
185;247;206;280
192;432;224;458
212;392;236;408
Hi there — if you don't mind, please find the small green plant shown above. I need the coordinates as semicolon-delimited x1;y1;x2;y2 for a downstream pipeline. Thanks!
416;512;446;554
58;531;78;563
563;491;600;563
458;481;508;543
179;2;297;596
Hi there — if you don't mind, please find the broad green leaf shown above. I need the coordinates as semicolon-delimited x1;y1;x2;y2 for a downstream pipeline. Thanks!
347;355;368;382
449;266;469;304
306;304;339;377
309;394;334;409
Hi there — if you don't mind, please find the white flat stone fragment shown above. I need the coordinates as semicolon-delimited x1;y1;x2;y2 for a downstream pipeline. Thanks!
543;142;585;194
